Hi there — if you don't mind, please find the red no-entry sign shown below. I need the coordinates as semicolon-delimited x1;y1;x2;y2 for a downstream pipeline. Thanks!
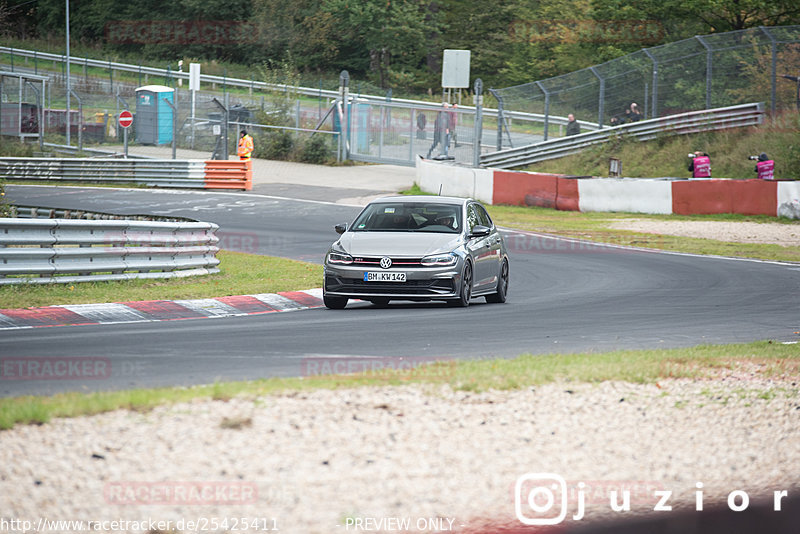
118;110;133;128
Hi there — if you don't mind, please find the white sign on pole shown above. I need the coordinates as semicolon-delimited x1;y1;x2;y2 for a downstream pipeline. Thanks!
189;63;201;91
442;50;471;89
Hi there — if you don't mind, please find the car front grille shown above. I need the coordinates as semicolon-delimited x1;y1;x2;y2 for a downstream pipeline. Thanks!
352;257;424;268
326;276;455;296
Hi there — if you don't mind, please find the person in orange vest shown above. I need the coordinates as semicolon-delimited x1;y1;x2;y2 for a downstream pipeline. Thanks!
753;153;775;180
688;150;711;178
237;130;254;160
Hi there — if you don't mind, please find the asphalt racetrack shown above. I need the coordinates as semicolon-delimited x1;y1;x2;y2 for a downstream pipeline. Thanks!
2;185;798;397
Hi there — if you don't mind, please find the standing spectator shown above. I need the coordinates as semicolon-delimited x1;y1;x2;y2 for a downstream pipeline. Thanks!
629;102;643;121
427;104;451;158
416;112;427;139
237;130;254;160
688;150;711;178
566;113;580;136
754;153;775;180
448;104;459;147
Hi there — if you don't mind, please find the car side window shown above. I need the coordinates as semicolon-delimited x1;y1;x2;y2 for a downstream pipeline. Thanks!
466;205;479;233
475;204;493;228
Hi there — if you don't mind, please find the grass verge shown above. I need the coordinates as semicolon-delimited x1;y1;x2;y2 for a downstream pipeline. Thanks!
0;250;323;309
400;183;799;262
487;204;800;262
1;341;797;430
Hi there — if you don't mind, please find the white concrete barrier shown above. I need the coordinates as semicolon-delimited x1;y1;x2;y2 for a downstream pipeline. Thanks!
578;178;673;214
416;158;494;203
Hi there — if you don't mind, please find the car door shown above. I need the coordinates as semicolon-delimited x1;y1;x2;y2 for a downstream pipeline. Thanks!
475;203;503;286
465;203;494;290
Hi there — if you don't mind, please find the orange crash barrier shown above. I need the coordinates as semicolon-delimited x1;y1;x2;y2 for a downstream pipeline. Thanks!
204;160;253;191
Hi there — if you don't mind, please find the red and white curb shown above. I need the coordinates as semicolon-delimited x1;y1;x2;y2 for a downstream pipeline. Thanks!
0;289;323;330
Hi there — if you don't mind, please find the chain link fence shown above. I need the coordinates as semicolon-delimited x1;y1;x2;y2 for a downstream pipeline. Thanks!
492;25;800;142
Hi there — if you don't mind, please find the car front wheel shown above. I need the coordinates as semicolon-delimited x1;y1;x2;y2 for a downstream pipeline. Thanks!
448;261;473;307
485;259;509;304
323;294;348;309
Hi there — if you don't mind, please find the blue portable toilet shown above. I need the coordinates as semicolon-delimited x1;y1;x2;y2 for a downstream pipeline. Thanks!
134;85;174;145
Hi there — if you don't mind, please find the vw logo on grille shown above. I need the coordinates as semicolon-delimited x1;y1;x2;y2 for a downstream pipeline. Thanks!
379;257;392;269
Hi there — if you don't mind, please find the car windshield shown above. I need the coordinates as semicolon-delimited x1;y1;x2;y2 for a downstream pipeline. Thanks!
351;202;462;233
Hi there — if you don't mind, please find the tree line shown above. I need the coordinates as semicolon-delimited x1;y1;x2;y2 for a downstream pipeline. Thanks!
3;0;799;92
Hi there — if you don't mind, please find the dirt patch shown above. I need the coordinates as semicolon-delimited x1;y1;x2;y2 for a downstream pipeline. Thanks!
609;219;800;246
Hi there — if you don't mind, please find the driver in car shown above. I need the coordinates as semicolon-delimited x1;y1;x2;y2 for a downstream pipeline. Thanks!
435;215;455;229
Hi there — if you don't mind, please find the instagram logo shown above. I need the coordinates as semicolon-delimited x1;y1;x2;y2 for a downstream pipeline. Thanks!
515;473;568;525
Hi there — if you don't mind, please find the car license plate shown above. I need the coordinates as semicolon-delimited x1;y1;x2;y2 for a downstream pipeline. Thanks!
364;272;406;282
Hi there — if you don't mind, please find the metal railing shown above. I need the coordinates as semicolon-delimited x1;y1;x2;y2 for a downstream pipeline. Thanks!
0;218;220;285
0;46;587;134
480;102;765;169
10;205;193;222
0;157;205;187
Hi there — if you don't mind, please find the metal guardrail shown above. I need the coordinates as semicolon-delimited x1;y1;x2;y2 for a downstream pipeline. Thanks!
0;46;589;130
0;218;219;285
0;157;205;187
41;142;152;159
480;103;765;169
10;205;194;222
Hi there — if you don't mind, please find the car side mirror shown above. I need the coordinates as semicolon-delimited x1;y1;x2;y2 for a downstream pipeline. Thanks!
469;225;491;238
334;223;348;234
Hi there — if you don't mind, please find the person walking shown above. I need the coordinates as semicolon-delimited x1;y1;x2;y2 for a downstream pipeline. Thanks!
237;130;254;160
566;113;580;136
688;150;711;178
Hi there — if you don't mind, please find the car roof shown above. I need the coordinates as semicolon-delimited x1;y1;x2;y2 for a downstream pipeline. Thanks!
369;195;471;206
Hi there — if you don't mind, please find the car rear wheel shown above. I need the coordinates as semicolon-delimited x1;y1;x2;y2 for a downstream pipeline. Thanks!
448;261;473;307
323;294;348;309
485;259;509;304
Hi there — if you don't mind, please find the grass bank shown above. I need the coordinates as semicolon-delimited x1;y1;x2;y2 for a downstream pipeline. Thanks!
0;251;323;309
529;113;800;180
1;341;797;430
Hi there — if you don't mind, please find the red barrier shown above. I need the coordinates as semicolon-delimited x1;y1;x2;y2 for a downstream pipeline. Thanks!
672;179;777;215
555;177;580;211
493;170;553;207
672;180;731;215
730;179;778;216
204;159;252;190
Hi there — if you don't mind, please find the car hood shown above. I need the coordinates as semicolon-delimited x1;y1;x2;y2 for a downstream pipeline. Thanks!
337;232;462;257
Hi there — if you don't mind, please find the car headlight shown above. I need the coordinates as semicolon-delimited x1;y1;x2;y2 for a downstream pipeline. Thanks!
421;253;458;267
327;251;353;265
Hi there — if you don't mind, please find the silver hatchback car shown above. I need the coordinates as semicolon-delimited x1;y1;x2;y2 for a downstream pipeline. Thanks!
323;196;509;309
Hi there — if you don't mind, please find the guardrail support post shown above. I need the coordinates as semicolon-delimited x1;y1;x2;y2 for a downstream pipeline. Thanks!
339;70;350;161
69;89;82;152
535;81;550;141
472;78;484;168
759;26;778;116
696;36;713;110
644;49;659;119
590;67;605;128
162;97;178;159
211;97;228;160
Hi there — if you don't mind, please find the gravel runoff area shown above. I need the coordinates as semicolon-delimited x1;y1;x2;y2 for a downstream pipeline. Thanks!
609;219;800;246
2;368;799;533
